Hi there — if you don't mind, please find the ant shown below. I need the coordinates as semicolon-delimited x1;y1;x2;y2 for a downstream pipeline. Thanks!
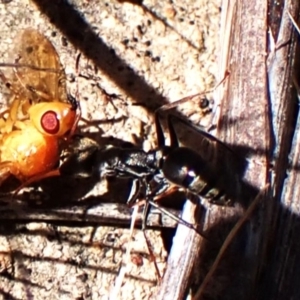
86;105;241;289
96;108;238;233
0;29;80;191
95;72;233;232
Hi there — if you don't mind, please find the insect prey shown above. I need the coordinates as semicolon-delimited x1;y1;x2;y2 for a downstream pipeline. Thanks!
0;29;80;190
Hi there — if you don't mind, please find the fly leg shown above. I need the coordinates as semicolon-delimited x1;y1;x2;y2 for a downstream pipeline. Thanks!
0;70;22;133
0;161;15;187
12;169;61;197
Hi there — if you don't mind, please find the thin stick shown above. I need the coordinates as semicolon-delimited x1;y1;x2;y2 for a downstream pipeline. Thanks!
157;71;229;112
288;11;300;34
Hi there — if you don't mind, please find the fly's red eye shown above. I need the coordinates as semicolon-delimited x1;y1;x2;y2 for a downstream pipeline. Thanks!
41;110;60;134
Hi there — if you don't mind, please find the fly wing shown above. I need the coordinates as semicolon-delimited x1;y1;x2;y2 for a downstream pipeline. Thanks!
4;29;67;105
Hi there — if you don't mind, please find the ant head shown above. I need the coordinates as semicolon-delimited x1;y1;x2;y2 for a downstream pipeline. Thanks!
97;146;122;178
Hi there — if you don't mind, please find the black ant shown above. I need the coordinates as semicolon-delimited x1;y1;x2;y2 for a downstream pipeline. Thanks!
53;98;245;287
96;109;239;234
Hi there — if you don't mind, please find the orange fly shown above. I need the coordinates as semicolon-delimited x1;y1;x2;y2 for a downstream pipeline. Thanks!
0;29;80;190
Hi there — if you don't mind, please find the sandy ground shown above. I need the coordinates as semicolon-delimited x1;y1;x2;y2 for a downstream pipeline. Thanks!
0;0;220;299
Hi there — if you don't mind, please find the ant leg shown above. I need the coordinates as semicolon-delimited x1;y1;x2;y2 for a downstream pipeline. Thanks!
139;200;162;280
147;199;211;241
147;199;192;229
141;178;194;227
169;113;207;134
142;228;162;281
141;178;209;238
166;114;179;148
126;179;142;206
168;113;237;156
154;110;166;147
158;111;209;149
141;199;151;231
156;109;207;149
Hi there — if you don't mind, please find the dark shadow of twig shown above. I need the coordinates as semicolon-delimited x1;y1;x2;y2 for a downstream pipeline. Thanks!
32;0;167;110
